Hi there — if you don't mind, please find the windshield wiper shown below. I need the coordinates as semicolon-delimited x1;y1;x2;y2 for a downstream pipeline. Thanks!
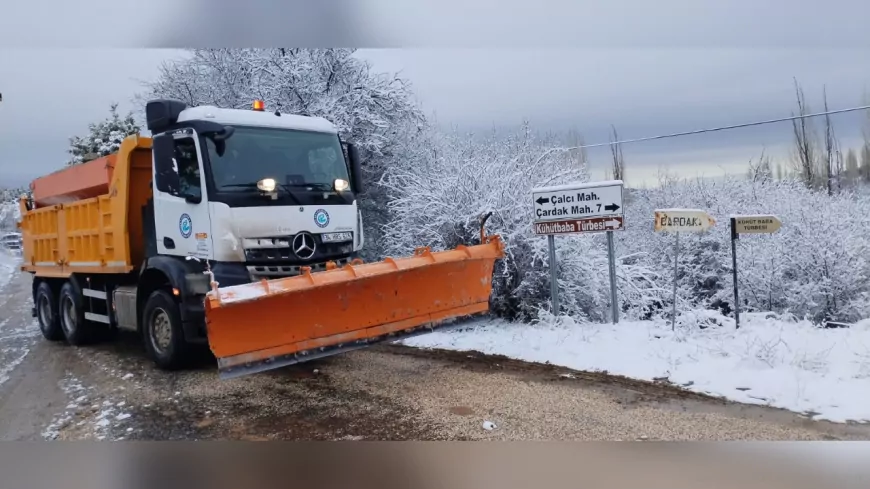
284;182;335;191
220;182;303;205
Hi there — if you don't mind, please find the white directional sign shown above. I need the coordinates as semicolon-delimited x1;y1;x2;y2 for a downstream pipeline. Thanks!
532;180;625;231
654;208;716;233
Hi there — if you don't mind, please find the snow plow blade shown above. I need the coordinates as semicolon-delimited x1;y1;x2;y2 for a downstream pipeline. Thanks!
204;229;505;379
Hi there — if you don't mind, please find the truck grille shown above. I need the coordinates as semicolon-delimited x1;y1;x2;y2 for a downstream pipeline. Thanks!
247;257;350;280
243;234;353;264
241;233;353;280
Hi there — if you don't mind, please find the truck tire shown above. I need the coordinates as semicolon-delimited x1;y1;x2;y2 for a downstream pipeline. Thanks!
58;281;92;346
141;289;189;370
35;281;63;341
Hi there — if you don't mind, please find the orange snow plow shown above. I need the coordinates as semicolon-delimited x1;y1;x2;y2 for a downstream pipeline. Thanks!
204;214;505;379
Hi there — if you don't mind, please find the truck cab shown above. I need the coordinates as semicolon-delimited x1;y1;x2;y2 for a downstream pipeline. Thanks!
145;99;365;288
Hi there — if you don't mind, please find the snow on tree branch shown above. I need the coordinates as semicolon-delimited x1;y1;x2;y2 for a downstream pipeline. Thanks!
67;103;141;166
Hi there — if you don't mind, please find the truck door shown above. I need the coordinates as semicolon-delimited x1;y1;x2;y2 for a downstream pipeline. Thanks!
151;131;214;260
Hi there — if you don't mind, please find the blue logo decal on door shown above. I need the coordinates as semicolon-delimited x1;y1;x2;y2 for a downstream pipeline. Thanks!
179;213;193;238
314;209;329;228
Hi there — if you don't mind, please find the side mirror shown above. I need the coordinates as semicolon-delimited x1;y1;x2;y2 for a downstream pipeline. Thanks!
207;126;234;157
346;143;364;194
152;134;180;194
212;126;235;142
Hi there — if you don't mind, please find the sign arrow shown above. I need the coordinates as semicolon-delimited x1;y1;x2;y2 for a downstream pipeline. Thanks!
535;196;550;205
605;219;621;229
604;203;620;212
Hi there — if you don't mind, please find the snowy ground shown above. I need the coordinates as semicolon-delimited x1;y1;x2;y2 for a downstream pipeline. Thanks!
0;252;28;389
0;250;16;289
402;311;870;424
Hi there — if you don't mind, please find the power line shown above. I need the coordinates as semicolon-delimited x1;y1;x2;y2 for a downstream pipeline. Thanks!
578;104;870;150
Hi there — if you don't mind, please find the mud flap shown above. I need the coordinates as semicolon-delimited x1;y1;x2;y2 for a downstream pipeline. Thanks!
203;236;505;379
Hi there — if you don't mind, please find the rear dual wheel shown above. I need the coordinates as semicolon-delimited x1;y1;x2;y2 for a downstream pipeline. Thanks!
36;279;101;345
58;281;91;345
35;281;63;341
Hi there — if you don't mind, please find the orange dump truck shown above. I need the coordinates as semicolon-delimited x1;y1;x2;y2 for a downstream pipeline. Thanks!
19;99;504;378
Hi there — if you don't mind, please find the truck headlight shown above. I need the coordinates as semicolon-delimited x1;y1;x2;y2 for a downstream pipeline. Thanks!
257;178;277;192
321;232;353;243
334;178;349;192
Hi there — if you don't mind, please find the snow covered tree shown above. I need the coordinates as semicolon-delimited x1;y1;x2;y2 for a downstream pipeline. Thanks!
138;48;425;260
747;149;773;184
861;144;870;184
609;125;626;181
845;148;860;187
790;79;819;189
67;103;141;165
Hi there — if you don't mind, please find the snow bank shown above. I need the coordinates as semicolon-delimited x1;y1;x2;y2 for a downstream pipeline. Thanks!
402;311;870;423
0;251;18;290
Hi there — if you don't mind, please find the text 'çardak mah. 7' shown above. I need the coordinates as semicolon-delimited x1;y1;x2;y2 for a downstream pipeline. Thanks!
532;180;625;235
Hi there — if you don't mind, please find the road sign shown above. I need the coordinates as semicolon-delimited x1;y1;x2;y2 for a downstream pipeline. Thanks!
654;208;716;331
533;216;624;236
532;180;624;224
731;215;781;234
531;180;625;325
654;208;715;233
728;214;782;330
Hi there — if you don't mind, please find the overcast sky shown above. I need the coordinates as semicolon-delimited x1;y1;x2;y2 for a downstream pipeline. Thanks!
2;47;870;187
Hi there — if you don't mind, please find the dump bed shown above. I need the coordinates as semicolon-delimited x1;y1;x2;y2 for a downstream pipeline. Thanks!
19;136;154;277
31;155;116;208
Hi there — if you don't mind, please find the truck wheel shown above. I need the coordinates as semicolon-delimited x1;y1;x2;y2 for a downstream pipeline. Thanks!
35;281;63;341
58;281;91;346
141;289;189;370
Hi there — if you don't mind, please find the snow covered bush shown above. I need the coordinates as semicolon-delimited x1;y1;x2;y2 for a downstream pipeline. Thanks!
0;187;25;233
381;123;668;322
382;130;870;325
67;103;140;165
624;176;870;323
139;48;426;260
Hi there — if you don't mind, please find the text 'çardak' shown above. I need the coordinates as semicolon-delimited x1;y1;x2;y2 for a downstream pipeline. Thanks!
653;209;716;233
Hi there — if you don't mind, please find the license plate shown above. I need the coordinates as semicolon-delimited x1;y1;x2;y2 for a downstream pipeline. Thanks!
321;232;353;243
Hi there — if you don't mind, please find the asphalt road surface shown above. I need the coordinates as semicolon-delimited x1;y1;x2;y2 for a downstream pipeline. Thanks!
1;261;869;441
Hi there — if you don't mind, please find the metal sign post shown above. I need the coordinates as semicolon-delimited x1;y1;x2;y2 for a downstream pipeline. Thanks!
606;230;619;324
671;232;679;331
532;180;625;320
548;234;559;313
654;208;716;331
729;214;782;329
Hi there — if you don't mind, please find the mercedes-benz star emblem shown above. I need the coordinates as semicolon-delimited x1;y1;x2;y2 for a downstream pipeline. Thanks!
292;232;316;260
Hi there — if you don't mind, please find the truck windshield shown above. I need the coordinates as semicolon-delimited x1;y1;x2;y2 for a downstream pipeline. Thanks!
204;125;350;192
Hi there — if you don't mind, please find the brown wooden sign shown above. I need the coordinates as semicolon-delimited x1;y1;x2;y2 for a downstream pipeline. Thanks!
533;216;624;235
732;215;782;234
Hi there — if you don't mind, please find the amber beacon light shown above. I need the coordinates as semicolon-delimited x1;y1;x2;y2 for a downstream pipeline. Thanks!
252;100;265;111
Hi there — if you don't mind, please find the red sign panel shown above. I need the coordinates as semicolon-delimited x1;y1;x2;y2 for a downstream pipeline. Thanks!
533;216;624;235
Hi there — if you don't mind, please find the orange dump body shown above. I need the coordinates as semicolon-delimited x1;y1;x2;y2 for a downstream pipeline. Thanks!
31;155;116;208
203;237;505;379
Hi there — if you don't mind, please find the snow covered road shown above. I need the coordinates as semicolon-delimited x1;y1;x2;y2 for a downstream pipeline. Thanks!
0;257;868;441
0;253;35;389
